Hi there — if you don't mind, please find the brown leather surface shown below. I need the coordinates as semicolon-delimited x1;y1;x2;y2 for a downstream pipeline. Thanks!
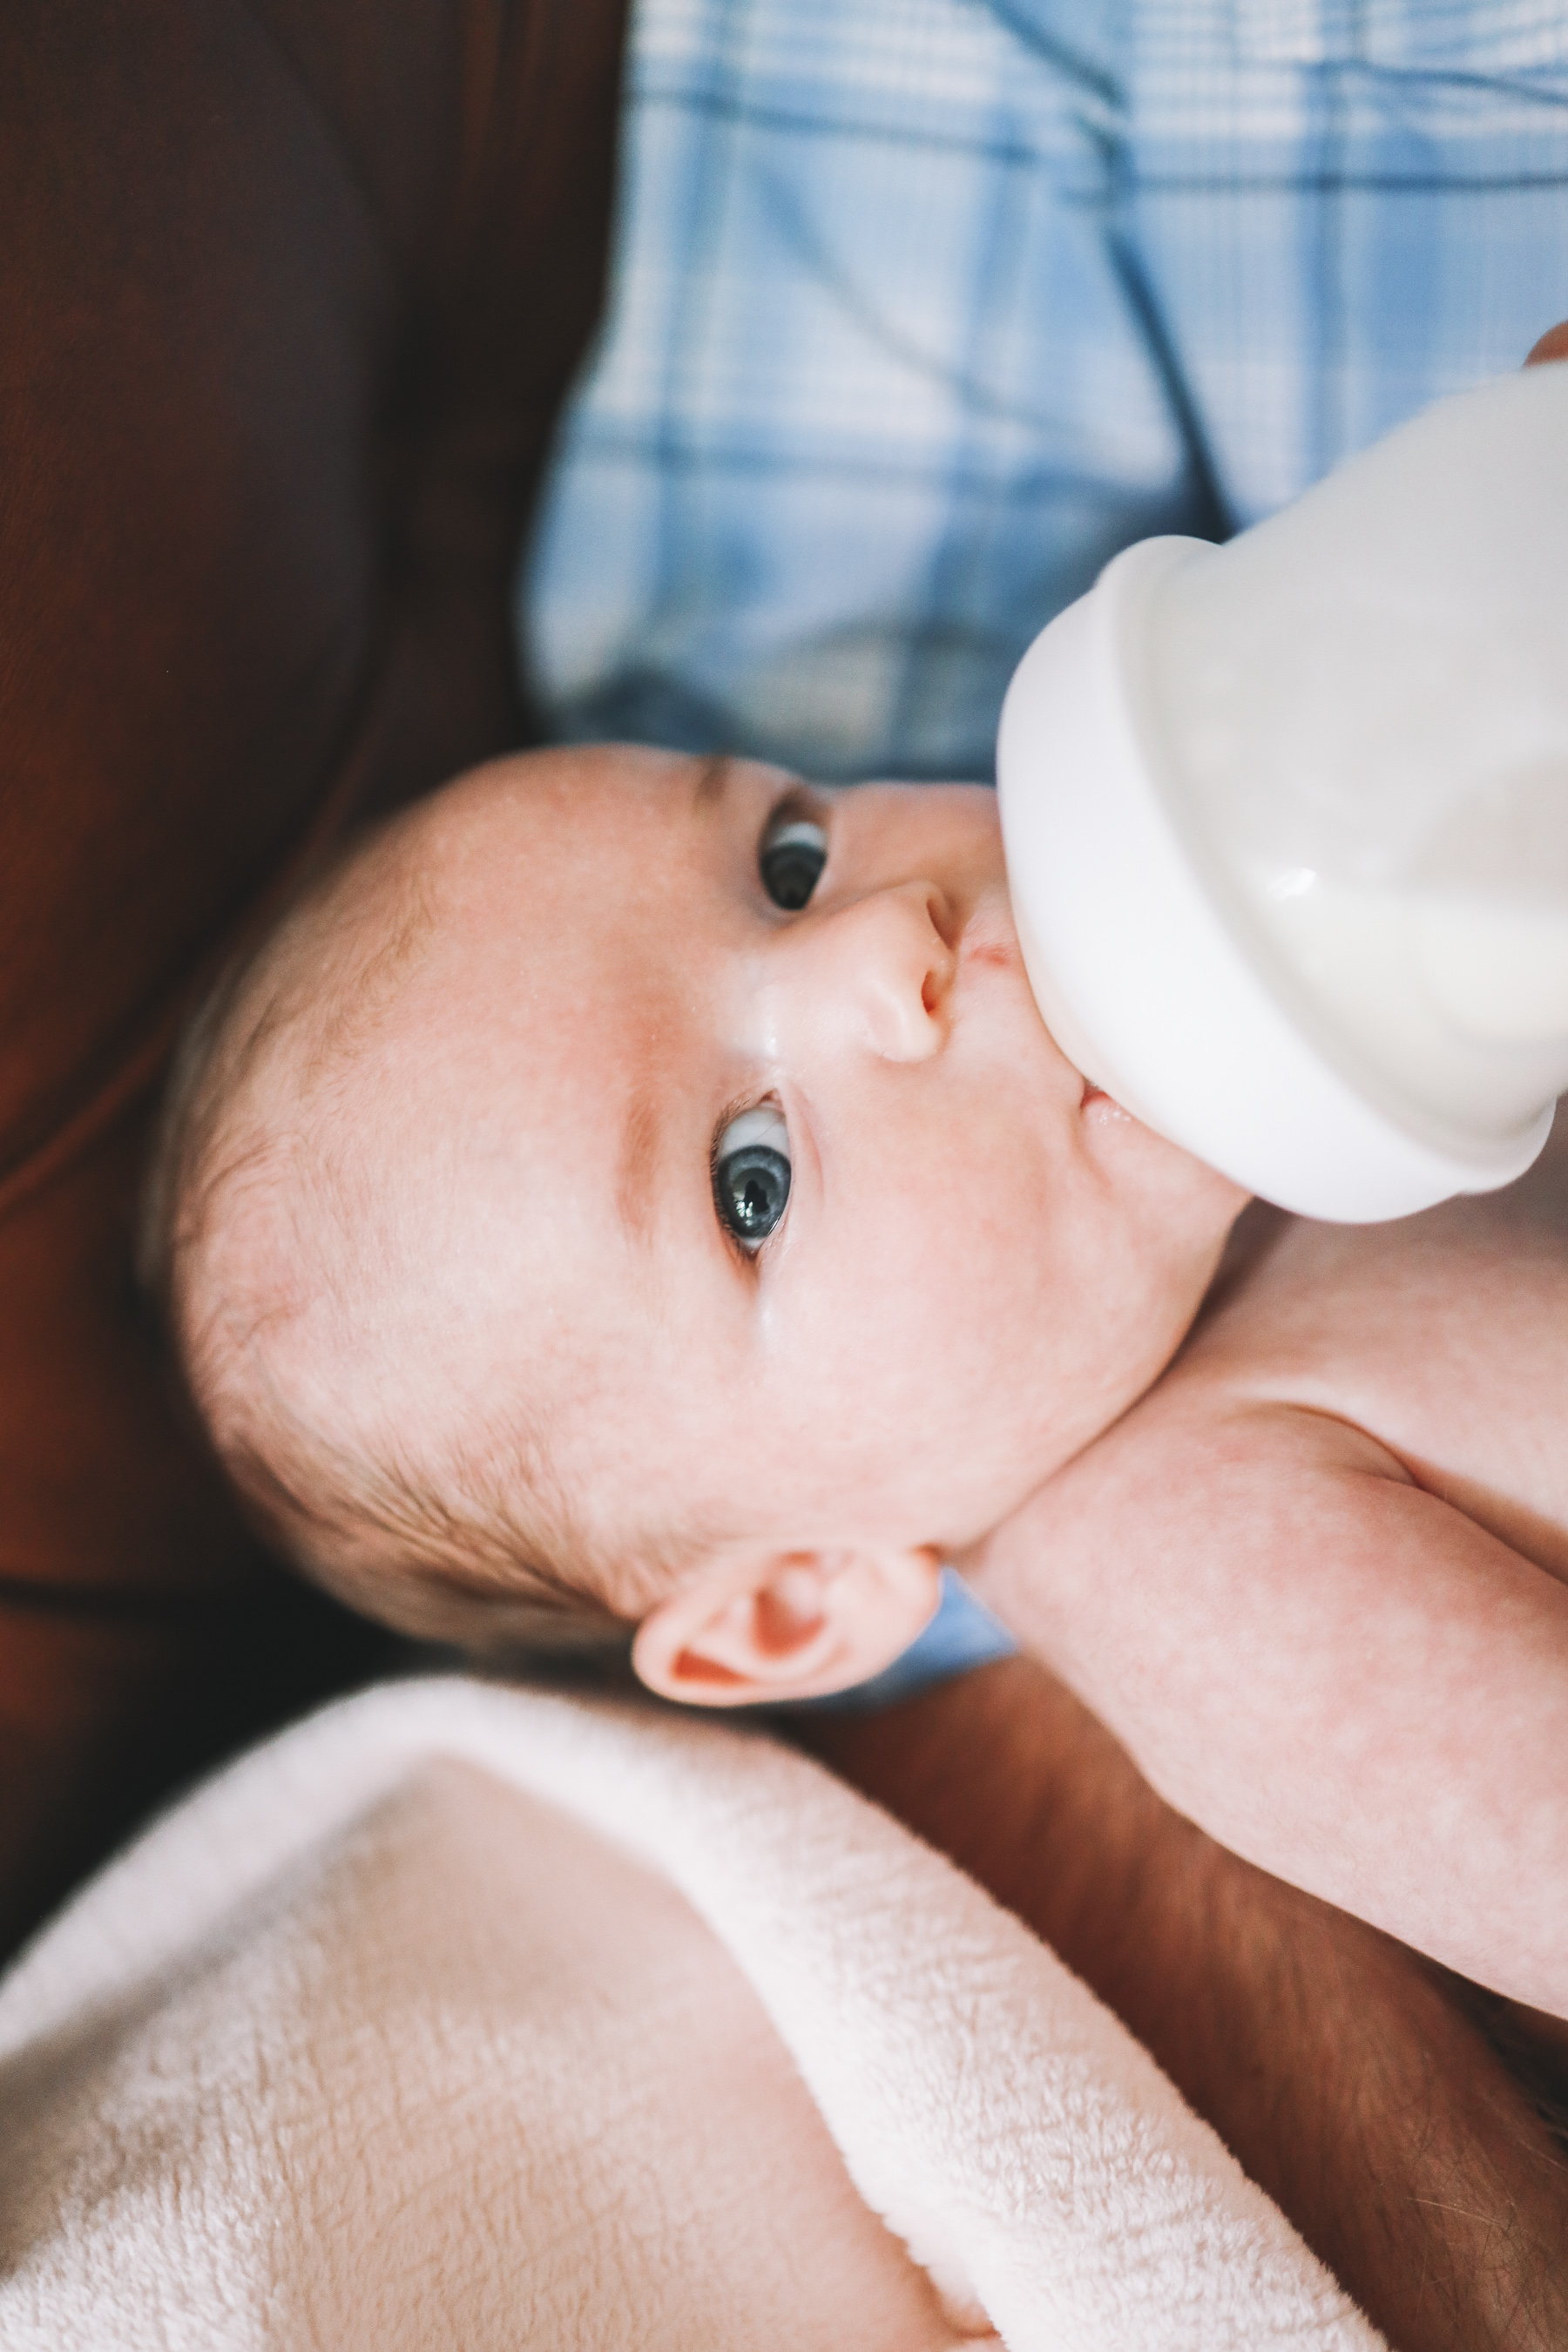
0;0;628;1953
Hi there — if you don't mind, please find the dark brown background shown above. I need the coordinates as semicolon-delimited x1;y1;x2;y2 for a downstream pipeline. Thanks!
0;0;629;1955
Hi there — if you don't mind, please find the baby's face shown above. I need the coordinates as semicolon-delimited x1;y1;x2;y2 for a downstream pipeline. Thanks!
348;746;1243;1606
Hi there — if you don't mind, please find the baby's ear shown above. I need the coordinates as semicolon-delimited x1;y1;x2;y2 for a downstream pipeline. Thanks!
632;1544;942;1708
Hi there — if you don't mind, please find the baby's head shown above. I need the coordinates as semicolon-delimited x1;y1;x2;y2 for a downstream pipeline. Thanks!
148;746;1241;1699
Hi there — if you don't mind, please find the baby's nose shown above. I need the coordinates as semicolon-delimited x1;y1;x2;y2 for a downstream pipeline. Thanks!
781;882;957;1064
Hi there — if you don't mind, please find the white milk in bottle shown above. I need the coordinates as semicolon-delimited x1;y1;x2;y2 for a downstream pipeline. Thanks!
997;364;1568;1220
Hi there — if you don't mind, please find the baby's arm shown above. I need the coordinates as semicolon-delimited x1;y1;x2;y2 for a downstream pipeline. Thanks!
970;1370;1568;2015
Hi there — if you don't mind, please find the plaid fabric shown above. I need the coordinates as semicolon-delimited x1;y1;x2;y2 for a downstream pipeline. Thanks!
522;0;1568;783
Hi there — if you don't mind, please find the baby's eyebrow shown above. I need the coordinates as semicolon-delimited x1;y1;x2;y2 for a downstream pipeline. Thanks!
617;1080;663;1245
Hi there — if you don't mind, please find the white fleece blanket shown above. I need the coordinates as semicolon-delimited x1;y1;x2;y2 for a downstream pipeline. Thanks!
0;1676;1383;2350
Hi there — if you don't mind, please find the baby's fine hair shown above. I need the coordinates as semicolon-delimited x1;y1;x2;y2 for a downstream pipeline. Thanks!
140;826;630;1665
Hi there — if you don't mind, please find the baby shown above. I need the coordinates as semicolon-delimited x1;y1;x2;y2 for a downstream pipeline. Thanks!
146;743;1568;2022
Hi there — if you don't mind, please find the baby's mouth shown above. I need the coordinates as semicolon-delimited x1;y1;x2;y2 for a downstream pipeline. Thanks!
1080;1079;1138;1132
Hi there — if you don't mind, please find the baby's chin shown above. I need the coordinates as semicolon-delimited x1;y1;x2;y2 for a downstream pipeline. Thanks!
1083;1085;1249;1220
1067;1097;1250;1409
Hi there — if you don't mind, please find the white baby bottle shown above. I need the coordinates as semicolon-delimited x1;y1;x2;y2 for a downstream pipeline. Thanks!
997;362;1568;1221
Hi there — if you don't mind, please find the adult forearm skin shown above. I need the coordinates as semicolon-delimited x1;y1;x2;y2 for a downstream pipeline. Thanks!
799;1657;1568;2352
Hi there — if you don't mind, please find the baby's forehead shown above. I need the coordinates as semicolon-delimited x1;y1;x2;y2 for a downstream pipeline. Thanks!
298;737;808;1268
394;747;784;1006
352;754;756;1314
431;743;744;862
268;742;823;1142
317;788;679;1202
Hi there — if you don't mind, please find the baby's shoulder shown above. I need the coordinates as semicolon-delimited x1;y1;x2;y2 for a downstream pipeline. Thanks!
1152;1132;1568;1557
1193;1120;1568;1371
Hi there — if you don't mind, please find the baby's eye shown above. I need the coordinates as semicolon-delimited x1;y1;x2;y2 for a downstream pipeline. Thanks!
760;814;828;911
713;1105;792;1252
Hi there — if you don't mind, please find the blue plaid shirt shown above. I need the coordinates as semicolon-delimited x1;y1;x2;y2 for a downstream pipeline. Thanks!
523;0;1568;786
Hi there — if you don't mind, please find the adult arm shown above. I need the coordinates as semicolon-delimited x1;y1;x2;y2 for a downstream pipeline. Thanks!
800;1654;1568;2352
